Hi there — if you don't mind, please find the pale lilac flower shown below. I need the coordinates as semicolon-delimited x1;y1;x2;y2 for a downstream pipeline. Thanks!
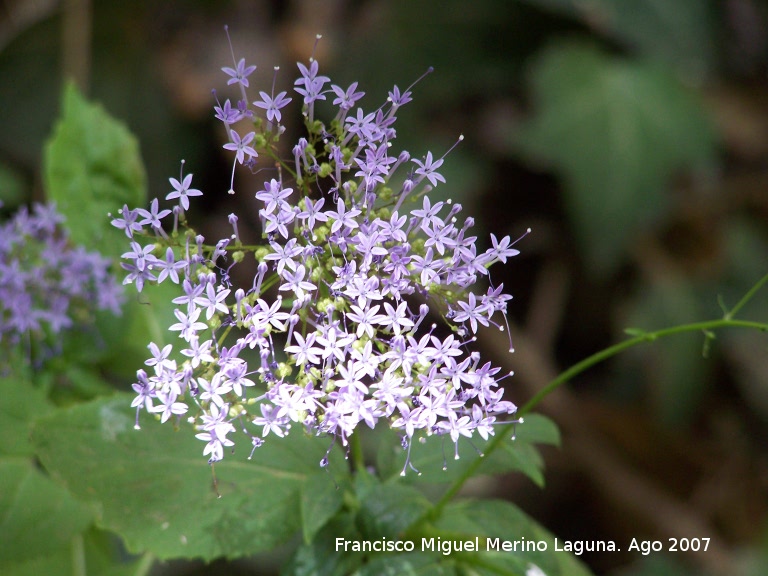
155;248;187;284
150;391;188;424
488;233;521;263
145;342;174;370
198;375;232;408
111;205;143;238
413;151;446;187
285;332;322;366
331;82;364;111
326;198;361;234
223;130;258;165
136;198;171;231
214;97;243;124
253;89;292;124
166;172;202;211
194;282;231;320
169;307;207;341
278;265;316;300
380;301;414;336
253;403;288;438
453;292;490;334
181;337;214;368
222;57;256;88
195;424;235;463
123;37;524;472
346;303;385;338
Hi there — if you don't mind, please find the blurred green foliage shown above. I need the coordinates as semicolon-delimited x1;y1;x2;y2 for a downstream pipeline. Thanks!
1;1;767;575
515;41;715;274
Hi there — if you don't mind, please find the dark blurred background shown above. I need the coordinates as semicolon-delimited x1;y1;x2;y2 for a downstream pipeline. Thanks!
2;1;768;575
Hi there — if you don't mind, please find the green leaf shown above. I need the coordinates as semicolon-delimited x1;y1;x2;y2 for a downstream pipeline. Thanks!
357;483;432;539
385;414;559;487
301;470;345;544
516;413;560;446
518;0;717;78
283;512;362;576
515;42;715;274
30;394;348;561
0;528;145;576
44;82;146;261
355;552;458;576
47;365;112;404
433;499;595;576
0;459;93;566
0;376;54;457
97;280;181;379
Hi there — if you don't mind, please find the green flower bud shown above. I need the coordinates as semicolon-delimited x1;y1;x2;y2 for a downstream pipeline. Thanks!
254;246;270;262
277;363;292;379
318;162;333;178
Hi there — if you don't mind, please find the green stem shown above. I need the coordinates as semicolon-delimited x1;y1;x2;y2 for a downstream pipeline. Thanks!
520;318;765;416
71;533;86;576
725;272;768;319
419;316;767;524
133;552;156;576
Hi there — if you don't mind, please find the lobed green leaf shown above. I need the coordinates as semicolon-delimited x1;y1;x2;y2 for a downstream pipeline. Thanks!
44;82;146;261
0;459;93;566
30;394;348;561
515;42;715;274
0;375;54;457
301;470;345;544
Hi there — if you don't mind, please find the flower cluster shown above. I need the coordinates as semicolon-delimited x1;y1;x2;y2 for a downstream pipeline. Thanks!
1;202;122;358
118;34;525;474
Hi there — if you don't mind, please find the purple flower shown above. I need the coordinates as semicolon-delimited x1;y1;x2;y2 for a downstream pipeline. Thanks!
150;391;188;424
155;247;187;284
413;151;446;187
223;130;258;165
346;303;386;338
264;238;301;275
198;375;232;408
344;108;377;144
285;332;322;366
253;90;292;124
169;307;207;341
278;265;317;300
214;97;243;125
121;36;525;474
181;337;214;368
253;404;288;437
136;198;171;231
294;60;329;104
326;198;361;234
332;82;365;112
195;410;235;463
111;204;143;238
194;281;231;320
121;241;157;272
488;233;521;263
411;196;445;231
146;342;174;370
222;57;256;88
166;172;202;211
255;179;292;214
380;301;414;336
297;196;328;232
453;292;490;334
